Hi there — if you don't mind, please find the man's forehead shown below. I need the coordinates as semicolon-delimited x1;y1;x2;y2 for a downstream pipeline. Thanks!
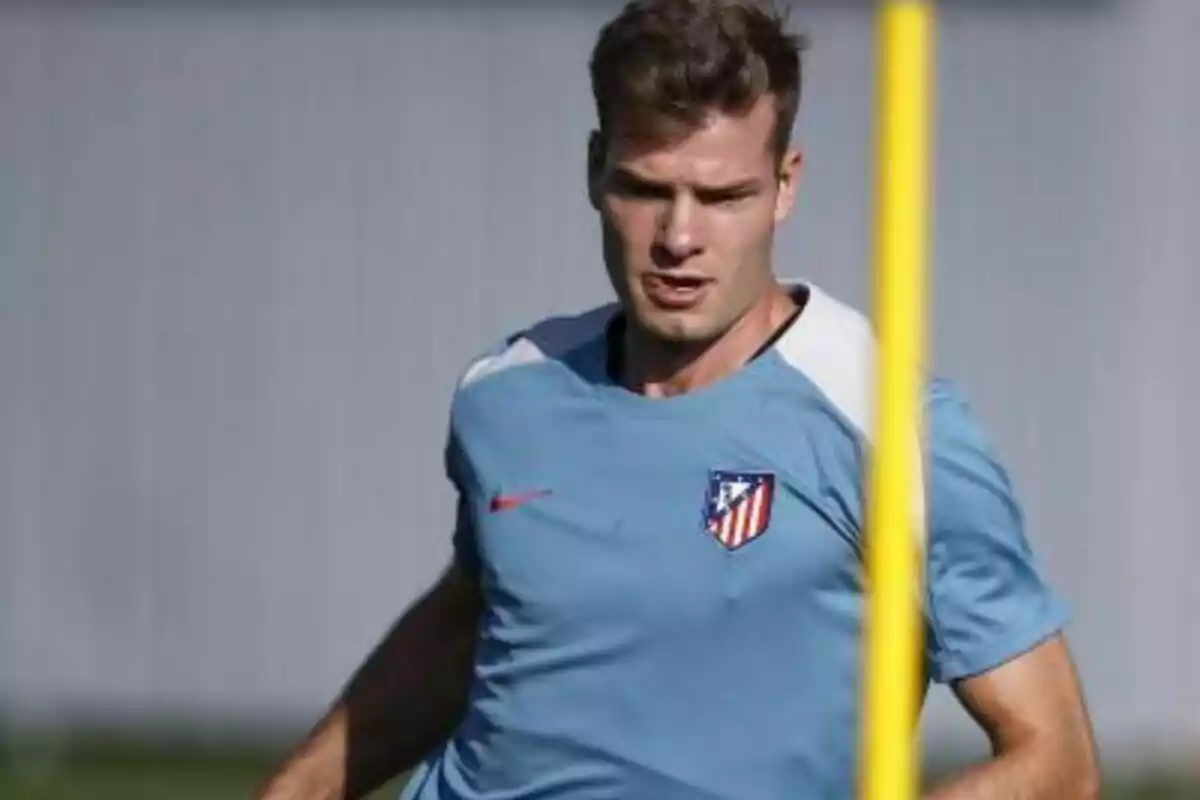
613;151;767;190
609;143;774;191
604;98;779;179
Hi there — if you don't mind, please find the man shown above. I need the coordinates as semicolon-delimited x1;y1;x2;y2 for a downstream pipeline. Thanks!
255;1;1100;798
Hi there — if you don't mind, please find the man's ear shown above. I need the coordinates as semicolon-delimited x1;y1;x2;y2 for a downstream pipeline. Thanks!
587;130;605;210
773;147;804;224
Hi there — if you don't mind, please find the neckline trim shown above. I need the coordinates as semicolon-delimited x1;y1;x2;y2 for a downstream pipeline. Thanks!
604;284;810;386
591;281;820;413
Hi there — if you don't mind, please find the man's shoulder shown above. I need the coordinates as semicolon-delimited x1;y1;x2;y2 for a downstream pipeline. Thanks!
773;282;877;437
453;301;617;395
774;283;975;439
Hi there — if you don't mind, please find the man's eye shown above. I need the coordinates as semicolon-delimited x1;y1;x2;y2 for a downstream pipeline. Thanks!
697;190;753;205
618;182;671;200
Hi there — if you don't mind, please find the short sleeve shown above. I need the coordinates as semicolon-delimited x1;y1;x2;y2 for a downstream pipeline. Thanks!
923;379;1070;683
445;428;480;576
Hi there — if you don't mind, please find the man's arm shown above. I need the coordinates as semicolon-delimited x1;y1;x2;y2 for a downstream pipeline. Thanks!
925;634;1101;800
919;380;1099;797
253;562;482;800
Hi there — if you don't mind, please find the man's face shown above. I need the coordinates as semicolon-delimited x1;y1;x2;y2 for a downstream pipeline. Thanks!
590;96;801;346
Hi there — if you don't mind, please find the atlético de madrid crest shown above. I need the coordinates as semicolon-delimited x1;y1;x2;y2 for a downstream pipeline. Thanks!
703;470;776;550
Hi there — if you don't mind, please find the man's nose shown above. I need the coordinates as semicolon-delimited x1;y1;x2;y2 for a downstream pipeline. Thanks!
655;196;703;262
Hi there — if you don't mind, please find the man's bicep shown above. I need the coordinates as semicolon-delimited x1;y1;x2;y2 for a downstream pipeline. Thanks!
950;634;1093;751
922;380;1070;683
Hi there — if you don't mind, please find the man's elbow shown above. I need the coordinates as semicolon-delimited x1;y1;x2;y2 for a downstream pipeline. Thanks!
1062;724;1102;800
1019;730;1101;800
1073;754;1102;800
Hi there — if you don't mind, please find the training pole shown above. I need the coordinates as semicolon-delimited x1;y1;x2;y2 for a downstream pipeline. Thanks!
860;2;935;800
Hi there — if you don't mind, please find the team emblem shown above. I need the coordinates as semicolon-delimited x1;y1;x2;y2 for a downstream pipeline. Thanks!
703;470;776;550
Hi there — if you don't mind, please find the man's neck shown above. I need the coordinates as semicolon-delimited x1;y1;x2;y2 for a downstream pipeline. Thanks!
621;285;801;398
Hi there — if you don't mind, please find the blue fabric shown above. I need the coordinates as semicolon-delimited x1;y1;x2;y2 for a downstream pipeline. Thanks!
400;305;1068;800
922;380;1070;682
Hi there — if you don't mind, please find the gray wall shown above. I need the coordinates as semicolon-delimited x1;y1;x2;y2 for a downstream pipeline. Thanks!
2;0;1197;768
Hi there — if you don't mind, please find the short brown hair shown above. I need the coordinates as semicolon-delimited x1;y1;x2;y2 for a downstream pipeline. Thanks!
589;0;808;158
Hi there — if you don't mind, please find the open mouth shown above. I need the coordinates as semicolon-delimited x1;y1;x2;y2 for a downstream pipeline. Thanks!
642;273;711;309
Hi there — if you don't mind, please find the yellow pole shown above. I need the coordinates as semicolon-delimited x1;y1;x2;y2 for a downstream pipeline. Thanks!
860;3;935;800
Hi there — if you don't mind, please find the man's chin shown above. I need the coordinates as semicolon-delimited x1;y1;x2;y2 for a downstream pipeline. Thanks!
634;309;720;347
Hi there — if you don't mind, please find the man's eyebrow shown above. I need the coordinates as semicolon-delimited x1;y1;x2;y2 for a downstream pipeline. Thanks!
610;166;763;194
610;166;669;189
694;177;763;195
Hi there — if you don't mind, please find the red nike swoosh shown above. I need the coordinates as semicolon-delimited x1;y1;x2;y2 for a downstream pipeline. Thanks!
489;489;552;513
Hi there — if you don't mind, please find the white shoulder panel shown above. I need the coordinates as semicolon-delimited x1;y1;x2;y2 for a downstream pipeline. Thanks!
776;283;876;437
459;303;617;389
776;282;927;543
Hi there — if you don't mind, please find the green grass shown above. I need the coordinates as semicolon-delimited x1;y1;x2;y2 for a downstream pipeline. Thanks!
0;761;409;800
0;736;1195;799
0;736;406;800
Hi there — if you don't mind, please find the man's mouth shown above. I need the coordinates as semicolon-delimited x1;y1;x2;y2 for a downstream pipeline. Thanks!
642;273;711;310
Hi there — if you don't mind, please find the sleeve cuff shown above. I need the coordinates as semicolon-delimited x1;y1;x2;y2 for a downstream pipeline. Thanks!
927;597;1072;683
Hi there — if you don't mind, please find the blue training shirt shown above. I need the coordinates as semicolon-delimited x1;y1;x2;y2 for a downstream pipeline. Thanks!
400;282;1069;800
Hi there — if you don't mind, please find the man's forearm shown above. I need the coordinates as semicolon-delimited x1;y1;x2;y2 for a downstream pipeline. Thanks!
924;739;1100;800
254;567;481;800
251;705;351;800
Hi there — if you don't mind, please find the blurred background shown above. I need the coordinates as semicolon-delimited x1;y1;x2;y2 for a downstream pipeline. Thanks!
2;0;1197;797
